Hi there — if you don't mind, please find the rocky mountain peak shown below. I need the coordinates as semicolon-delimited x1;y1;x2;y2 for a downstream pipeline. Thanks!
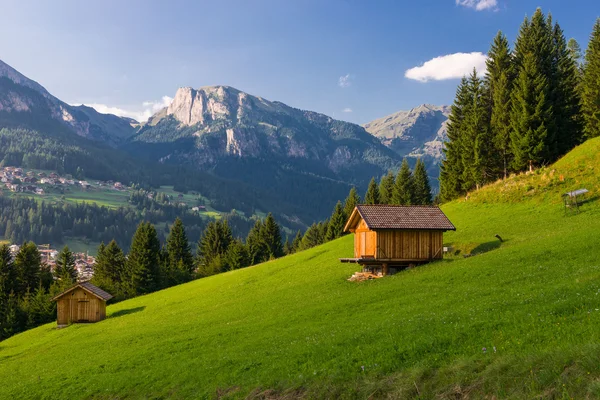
364;104;450;162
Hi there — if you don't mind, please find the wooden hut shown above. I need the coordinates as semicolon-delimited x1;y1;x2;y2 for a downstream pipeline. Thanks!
340;205;456;276
52;281;113;326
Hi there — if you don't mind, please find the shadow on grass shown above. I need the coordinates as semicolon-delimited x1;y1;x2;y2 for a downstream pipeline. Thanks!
471;239;505;255
109;306;145;319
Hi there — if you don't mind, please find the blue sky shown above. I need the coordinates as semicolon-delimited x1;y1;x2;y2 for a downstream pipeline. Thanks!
1;0;598;124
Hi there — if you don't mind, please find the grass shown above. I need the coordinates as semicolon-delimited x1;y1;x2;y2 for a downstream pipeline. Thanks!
1;138;600;399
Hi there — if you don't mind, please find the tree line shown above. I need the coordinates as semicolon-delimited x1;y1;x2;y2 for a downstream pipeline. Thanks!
0;243;81;341
283;158;434;254
0;212;287;341
440;10;600;201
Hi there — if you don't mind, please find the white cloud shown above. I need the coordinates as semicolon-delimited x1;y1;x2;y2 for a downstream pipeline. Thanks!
338;73;352;88
73;96;173;122
404;52;488;82
456;0;498;11
342;108;353;113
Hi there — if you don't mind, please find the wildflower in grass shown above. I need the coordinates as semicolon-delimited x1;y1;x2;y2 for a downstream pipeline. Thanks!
482;347;487;353
493;346;497;353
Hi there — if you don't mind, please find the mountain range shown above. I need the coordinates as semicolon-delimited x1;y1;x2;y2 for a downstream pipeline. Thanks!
0;58;449;226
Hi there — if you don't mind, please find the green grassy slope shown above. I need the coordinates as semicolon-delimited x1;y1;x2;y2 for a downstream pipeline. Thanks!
1;139;600;399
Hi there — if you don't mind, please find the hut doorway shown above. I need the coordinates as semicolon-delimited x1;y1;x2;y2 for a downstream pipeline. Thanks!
77;300;90;322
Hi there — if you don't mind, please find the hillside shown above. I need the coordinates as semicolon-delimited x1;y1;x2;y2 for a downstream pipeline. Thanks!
0;138;599;398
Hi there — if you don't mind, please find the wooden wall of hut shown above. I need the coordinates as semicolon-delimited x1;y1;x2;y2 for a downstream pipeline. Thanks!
376;230;443;261
56;288;107;325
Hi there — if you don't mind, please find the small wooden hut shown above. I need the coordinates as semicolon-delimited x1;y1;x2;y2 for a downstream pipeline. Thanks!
52;281;113;326
341;205;456;276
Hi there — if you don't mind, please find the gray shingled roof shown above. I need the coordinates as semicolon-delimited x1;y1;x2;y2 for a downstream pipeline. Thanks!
52;281;113;301
355;204;456;231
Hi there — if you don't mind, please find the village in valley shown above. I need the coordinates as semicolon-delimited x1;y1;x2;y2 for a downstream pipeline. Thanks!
6;243;96;281
0;165;209;212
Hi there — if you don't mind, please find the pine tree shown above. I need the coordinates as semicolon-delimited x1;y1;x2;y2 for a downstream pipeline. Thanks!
582;18;600;138
510;51;551;171
551;22;583;155
166;217;194;284
567;38;583;66
299;223;322;251
364;178;380;205
14;242;41;297
379;170;395;204
511;9;555;169
325;201;346;241
197;220;233;275
224;239;250;270
392;159;413;205
343;187;361;219
261;213;283;260
0;245;16;296
440;77;471;201
485;31;514;179
291;230;303;253
461;69;492;190
92;240;125;299
412;159;432;205
124;222;161;296
246;220;267;265
283;239;292;255
54;246;77;284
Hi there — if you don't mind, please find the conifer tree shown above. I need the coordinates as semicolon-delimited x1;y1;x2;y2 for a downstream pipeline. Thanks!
462;69;492;190
379;170;395;204
261;213;283;260
485;31;514;179
14;242;41;297
343;187;361;219
364;178;380;205
510;52;551;171
440;77;471;201
283;238;292;255
246;220;267;265
582;18;600;138
125;222;161;295
166;217;194;283
299;223;322;251
0;245;16;295
412;159;432;205
551;22;583;155
54;246;77;284
567;38;582;66
224;239;250;270
197;220;233;275
92;240;125;298
325;201;346;241
291;230;303;253
392;159;413;205
511;9;555;168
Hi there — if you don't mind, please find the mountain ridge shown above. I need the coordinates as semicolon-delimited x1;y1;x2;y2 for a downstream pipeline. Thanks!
364;103;450;162
0;59;136;144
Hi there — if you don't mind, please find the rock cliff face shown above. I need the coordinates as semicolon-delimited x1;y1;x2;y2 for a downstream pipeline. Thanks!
0;59;135;144
132;86;401;187
364;104;450;161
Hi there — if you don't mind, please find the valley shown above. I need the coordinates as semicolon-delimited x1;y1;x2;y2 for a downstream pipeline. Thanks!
1;138;598;398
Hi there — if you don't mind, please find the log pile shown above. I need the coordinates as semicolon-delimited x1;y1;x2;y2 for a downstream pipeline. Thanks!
347;272;382;282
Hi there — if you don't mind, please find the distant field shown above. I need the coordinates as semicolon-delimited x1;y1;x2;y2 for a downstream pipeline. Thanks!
1;138;599;398
2;170;220;216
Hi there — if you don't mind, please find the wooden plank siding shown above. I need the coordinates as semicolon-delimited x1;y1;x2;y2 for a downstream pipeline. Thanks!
354;219;377;258
56;287;106;325
376;230;443;261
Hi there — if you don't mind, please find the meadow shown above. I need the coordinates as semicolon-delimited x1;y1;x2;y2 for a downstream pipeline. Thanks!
0;139;599;399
